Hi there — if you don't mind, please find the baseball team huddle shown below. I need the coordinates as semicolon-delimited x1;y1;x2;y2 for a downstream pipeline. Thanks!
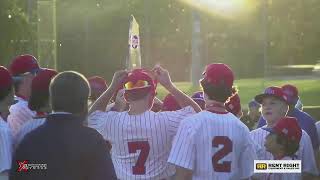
0;54;320;180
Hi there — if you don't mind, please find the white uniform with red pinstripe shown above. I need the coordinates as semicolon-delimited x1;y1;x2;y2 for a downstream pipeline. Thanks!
7;96;36;136
250;126;319;177
15;118;45;148
88;106;195;180
168;111;257;180
0;116;13;173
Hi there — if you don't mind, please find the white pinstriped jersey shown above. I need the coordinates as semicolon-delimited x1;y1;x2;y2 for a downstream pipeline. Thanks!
15;118;45;148
88;106;195;180
168;111;257;180
266;156;301;180
0;116;13;173
250;126;319;176
7;97;36;136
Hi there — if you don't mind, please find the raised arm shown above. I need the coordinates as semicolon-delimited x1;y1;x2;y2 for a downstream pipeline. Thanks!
153;65;201;113
89;70;128;114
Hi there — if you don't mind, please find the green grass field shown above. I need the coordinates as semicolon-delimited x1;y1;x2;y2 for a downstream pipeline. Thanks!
156;78;320;108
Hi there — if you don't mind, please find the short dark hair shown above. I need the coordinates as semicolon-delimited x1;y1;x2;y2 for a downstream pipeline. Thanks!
200;79;232;103
276;134;300;157
0;86;13;101
50;71;90;114
28;90;49;111
125;88;152;102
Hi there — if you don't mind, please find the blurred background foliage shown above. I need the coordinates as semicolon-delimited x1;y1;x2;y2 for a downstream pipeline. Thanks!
1;0;320;81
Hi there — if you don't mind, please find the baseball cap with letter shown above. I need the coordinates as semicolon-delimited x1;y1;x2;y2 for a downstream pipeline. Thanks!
202;63;234;88
9;54;41;76
262;116;302;143
255;86;288;104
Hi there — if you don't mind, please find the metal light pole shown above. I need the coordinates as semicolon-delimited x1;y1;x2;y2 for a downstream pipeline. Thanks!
144;0;151;68
191;11;202;86
262;0;268;87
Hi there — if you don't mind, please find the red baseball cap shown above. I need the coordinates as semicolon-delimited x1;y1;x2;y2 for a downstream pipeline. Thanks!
162;94;181;111
32;69;58;92
225;93;241;116
0;66;13;90
9;54;41;76
88;76;108;92
263;116;302;143
124;69;157;92
202;63;234;88
255;86;288;104
281;84;299;104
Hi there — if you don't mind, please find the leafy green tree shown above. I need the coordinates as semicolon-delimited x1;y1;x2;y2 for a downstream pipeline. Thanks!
0;0;35;66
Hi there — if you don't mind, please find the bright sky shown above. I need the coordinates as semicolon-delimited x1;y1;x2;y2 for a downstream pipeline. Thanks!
179;0;257;19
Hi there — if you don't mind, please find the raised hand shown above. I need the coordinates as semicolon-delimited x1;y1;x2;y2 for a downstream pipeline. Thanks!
152;65;173;89
110;70;128;90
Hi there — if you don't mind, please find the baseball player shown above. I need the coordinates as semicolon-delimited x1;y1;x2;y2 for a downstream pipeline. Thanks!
7;55;41;136
256;84;319;152
14;69;58;147
168;63;257;180
0;66;15;180
88;66;201;179
263;116;302;180
250;86;319;179
240;100;261;130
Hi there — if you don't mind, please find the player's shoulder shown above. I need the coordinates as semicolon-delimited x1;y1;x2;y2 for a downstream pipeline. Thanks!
9;100;34;115
176;112;204;130
89;110;121;119
157;106;196;116
294;109;315;121
300;129;311;141
250;126;267;135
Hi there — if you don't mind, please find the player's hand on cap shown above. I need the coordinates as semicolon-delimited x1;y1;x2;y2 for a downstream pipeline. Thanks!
115;88;126;105
110;70;128;90
153;65;173;89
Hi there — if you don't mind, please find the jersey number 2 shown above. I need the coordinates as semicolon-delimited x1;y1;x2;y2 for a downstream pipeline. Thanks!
128;141;150;175
212;136;233;172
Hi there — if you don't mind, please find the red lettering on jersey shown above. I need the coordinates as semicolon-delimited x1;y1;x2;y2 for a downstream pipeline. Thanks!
212;136;233;172
128;141;150;175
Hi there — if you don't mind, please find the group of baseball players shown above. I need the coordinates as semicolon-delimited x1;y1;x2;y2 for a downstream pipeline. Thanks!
0;54;320;180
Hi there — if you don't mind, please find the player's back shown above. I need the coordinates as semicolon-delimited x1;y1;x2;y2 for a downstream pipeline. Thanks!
89;106;195;180
182;111;255;180
110;111;173;179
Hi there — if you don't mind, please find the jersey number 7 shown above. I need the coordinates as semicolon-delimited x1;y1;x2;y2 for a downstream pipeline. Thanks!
212;136;233;172
128;141;150;175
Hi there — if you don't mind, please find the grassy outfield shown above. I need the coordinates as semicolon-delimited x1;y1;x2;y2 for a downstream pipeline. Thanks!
156;78;320;108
